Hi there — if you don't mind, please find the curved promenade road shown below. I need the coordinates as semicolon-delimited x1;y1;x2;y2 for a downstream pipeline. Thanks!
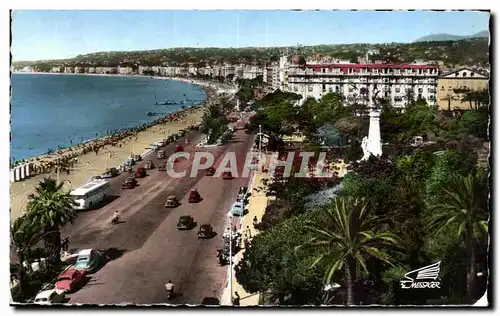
65;125;254;304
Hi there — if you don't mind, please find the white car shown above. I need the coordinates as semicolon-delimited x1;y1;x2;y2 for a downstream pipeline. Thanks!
34;289;65;305
231;201;244;216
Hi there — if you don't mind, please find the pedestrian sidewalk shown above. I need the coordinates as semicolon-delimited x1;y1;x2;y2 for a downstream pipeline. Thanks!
220;170;269;306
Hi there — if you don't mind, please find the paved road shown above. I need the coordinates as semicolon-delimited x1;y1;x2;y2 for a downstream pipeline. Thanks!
64;122;254;304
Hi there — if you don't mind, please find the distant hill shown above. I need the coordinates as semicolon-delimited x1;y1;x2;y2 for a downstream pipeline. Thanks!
415;30;489;42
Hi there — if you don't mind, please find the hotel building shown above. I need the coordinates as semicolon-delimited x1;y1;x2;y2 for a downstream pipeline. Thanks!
284;57;440;107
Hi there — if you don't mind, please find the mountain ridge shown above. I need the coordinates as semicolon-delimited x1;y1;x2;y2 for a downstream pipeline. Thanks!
414;30;489;42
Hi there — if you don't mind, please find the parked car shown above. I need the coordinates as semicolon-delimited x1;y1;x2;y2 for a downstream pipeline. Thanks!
122;177;137;189
157;150;166;159
222;171;233;180
74;249;103;273
188;189;201;203
55;269;87;293
237;186;248;200
197;224;214;239
158;161;167;171
102;167;119;178
135;167;147;178
175;145;184;152
205;167;216;176
34;289;66;305
145;160;155;170
165;196;180;208
124;158;135;167
177;215;194;230
131;154;142;162
231;201;244;216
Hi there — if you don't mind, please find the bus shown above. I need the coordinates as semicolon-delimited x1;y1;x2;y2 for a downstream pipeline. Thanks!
70;180;111;210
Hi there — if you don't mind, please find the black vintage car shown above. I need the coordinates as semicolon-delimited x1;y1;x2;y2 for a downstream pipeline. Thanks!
122;177;137;189
158;162;167;171
177;215;194;230
102;167;119;178
197;224;214;239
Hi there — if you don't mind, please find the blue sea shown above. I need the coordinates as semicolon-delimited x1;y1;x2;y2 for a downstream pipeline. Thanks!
10;74;206;161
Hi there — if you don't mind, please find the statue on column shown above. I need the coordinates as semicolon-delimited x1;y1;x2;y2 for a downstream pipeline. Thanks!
360;86;383;161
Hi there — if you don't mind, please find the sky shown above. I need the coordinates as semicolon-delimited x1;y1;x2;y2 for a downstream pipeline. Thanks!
11;10;490;61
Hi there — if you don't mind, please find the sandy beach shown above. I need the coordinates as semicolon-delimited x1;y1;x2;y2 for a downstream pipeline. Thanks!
10;76;233;223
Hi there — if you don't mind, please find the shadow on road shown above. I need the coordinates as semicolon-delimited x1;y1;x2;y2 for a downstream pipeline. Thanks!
77;195;121;213
102;248;127;262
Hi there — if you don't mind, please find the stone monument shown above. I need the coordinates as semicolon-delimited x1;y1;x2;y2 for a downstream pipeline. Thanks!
361;87;383;160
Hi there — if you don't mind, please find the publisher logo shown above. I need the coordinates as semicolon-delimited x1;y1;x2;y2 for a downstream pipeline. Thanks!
400;261;442;289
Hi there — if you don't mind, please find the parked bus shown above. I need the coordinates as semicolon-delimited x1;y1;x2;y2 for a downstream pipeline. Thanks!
70;180;111;210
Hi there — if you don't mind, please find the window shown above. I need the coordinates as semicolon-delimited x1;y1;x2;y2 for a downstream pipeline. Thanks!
349;87;354;92
462;72;467;77
394;69;401;74
308;86;313;92
395;88;400;93
418;88;423;93
471;72;475;77
373;69;379;74
440;86;445;91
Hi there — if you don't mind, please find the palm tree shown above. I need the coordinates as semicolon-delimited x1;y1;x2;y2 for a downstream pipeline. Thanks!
297;197;402;306
444;94;454;111
24;178;77;269
11;214;60;296
461;91;474;110
425;169;489;302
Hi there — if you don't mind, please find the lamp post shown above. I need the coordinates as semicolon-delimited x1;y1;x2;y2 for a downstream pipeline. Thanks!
227;214;234;305
258;125;262;166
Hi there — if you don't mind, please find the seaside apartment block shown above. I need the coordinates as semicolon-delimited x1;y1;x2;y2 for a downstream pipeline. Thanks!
281;56;440;107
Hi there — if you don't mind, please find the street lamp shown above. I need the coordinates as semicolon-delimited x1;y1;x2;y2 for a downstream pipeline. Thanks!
258;124;262;164
227;213;234;304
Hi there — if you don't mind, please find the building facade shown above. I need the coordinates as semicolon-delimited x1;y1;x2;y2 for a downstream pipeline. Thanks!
437;68;489;110
286;61;439;107
118;66;134;75
263;64;279;88
242;66;264;80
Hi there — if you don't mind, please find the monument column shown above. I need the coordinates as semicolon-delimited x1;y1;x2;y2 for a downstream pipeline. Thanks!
367;109;382;158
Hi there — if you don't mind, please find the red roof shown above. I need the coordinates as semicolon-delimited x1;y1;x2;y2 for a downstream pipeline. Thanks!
306;63;439;70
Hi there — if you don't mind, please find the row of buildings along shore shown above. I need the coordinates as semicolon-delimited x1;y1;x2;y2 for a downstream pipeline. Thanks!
14;55;489;111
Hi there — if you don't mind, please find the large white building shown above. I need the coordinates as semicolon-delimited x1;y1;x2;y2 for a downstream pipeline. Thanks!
118;66;134;75
242;65;264;80
263;64;279;88
285;57;439;107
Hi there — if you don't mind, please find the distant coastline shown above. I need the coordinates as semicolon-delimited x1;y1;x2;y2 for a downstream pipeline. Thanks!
10;74;233;167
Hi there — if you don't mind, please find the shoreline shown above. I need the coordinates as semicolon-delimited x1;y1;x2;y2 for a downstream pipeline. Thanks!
10;76;228;174
10;74;231;166
10;77;234;222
